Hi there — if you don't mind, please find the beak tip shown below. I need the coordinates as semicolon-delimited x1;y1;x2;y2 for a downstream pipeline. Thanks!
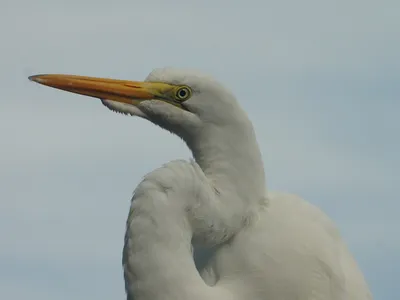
29;75;44;84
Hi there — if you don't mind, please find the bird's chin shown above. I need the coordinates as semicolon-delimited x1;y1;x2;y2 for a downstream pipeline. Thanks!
101;99;149;119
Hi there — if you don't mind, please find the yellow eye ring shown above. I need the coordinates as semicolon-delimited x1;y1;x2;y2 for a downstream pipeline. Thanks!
175;86;192;101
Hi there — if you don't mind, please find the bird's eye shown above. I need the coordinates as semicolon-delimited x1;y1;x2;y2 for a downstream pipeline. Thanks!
175;86;192;101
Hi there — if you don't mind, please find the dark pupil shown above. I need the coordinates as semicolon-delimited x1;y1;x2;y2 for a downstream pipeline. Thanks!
178;89;187;98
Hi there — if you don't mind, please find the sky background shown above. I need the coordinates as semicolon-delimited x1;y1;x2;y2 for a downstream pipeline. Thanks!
1;0;399;299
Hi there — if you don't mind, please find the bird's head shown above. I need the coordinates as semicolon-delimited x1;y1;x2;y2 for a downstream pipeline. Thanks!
29;68;249;142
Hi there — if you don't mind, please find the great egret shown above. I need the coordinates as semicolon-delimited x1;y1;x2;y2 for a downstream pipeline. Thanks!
29;68;372;300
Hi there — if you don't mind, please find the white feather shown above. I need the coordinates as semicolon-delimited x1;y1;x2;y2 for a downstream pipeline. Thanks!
109;68;372;300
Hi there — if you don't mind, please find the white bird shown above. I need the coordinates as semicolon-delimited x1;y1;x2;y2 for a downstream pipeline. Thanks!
29;68;373;300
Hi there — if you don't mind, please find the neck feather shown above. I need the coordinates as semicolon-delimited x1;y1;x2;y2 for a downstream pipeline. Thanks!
186;117;266;206
179;116;268;247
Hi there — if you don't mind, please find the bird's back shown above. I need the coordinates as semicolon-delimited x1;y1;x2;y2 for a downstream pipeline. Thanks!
201;191;373;300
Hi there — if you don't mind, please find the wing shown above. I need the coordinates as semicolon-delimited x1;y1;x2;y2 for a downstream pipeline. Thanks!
122;159;233;300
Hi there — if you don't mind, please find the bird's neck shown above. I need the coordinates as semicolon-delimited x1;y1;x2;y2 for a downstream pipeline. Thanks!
188;121;266;205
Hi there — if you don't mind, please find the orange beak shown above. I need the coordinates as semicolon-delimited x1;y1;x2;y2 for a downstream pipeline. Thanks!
29;74;176;106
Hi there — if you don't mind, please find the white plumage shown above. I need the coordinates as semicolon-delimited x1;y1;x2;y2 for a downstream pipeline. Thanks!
29;68;373;300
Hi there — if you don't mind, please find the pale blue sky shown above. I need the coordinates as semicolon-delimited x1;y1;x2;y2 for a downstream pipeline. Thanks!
1;0;399;299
